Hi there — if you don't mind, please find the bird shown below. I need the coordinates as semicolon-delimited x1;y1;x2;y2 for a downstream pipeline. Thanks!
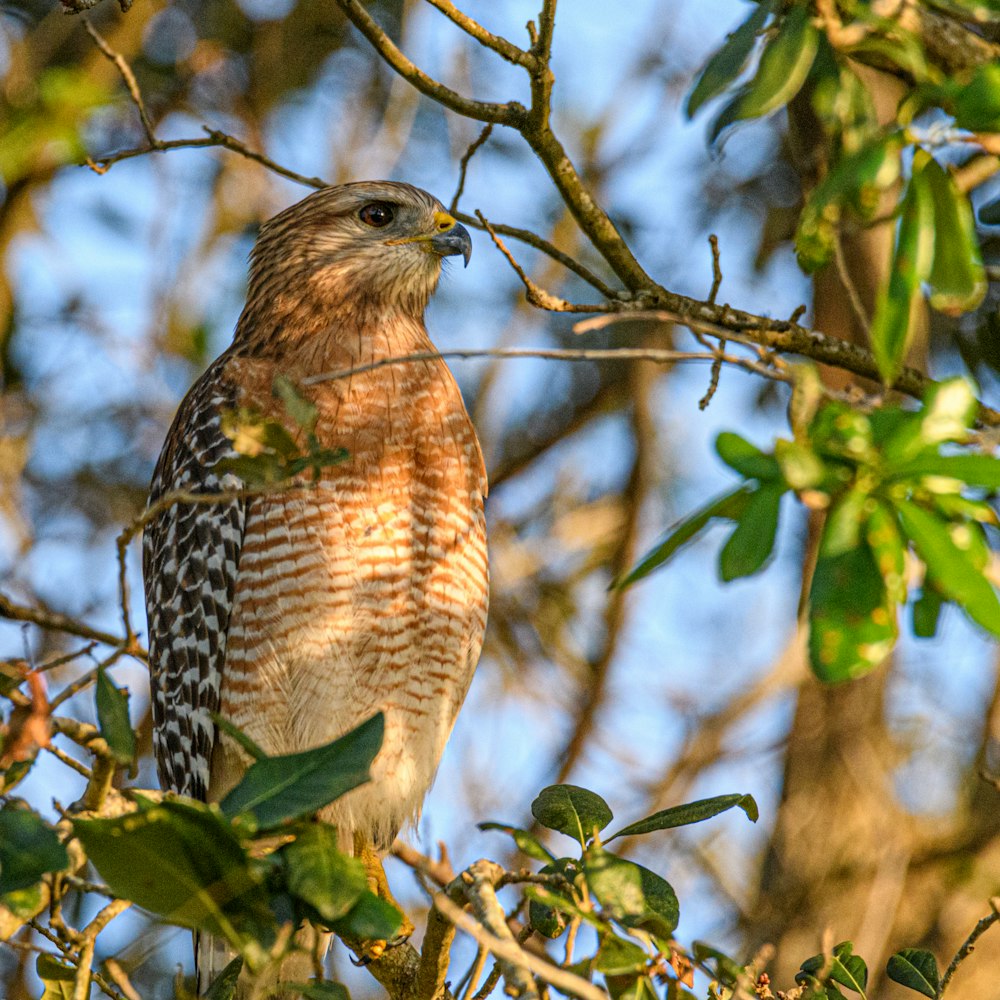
141;180;489;992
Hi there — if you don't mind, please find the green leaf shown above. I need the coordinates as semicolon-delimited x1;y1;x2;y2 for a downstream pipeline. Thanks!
775;439;826;491
526;859;584;938
870;154;936;386
710;4;819;137
0;804;69;895
912;586;944;638
286;981;351;1000
605;793;758;842
36;954;75;1000
595;934;648;975
686;1;771;118
531;785;614;846
220;713;383;829
273;375;319;433
799;943;867;997
73;799;272;945
604;973;658;1000
616;486;752;589
923;157;987;314
691;942;743;987
583;849;679;940
715;432;782;480
894;499;1000;635
95;667;136;767
885;949;939;998
809;544;897;681
953;62;1000;131
890;453;1000;488
719;481;784;581
204;956;244;1000
282;824;366;922
795;133;905;272
477;822;555;862
865;502;907;606
212;714;267;762
329;890;402;941
821;488;870;559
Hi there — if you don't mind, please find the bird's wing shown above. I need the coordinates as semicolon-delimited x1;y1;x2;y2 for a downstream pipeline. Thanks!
143;358;246;800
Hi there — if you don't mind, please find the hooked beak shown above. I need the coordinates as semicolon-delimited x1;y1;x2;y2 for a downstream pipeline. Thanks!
429;221;472;268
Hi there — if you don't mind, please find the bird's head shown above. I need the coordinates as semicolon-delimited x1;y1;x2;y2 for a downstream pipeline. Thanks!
248;181;472;319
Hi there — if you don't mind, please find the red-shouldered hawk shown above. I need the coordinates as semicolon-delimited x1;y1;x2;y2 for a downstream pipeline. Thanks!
142;181;488;987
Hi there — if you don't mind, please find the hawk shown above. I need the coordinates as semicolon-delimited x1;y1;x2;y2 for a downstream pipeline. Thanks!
142;181;488;987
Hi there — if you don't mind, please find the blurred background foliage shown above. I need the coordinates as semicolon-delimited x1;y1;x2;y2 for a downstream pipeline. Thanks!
3;0;1000;998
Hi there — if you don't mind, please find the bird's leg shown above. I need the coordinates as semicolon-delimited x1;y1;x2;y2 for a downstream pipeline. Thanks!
352;832;415;961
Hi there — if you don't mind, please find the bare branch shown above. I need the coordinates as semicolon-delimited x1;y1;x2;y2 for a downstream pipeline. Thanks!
82;18;154;143
0;593;141;658
455;210;616;297
423;0;533;67
450;124;494;214
332;0;528;127
939;897;1000;997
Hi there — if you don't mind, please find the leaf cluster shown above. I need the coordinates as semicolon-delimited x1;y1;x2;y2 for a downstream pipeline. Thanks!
620;375;1000;682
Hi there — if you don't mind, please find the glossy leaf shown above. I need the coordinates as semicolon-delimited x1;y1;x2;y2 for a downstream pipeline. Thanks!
605;793;758;842
894;499;1000;635
809;544;897;681
923;157;987;314
616;486;752;589
220;713;383;829
710;4;819;138
886;949;939;998
870;156;935;386
719;481;784;581
799;942;868;996
686;2;771;118
73;798;271;944
584;849;679;939
477;822;555;862
0;804;69;895
531;785;613;845
95;667;136;767
282;824;366;922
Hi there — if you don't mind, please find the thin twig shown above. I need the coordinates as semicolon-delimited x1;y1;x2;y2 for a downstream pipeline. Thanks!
699;235;725;409
431;889;604;1000
450;124;494;213
423;0;533;67
82;18;155;143
470;961;503;1000
939;897;1000;997
455;211;615;296
0;594;140;656
833;229;872;338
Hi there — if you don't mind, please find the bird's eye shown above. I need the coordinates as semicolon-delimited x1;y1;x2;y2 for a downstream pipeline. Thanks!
358;202;395;228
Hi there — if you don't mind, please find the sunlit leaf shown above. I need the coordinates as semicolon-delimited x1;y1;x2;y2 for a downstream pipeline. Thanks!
584;849;679;940
894;499;1000;635
531;785;613;846
36;954;75;1000
820;488;870;559
686;1;771;118
595;934;648;975
273;374;319;433
220;713;383;829
870;154;935;386
799;942;868;995
710;4;819;139
953;61;1000;131
865;502;907;605
923;157;987;314
809;544;897;681
605;793;758;842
